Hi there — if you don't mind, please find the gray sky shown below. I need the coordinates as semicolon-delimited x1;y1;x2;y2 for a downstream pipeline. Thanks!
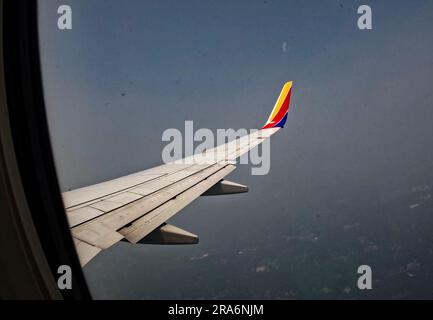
38;0;433;299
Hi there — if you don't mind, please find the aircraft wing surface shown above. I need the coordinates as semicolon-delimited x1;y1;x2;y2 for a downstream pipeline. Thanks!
62;82;293;266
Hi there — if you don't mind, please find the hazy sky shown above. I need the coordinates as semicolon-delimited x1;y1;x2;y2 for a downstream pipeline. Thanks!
38;0;433;299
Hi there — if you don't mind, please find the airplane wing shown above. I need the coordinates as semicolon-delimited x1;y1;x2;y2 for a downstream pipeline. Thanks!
63;81;294;266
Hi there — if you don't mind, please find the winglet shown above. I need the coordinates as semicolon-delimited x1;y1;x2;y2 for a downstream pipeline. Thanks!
262;81;293;129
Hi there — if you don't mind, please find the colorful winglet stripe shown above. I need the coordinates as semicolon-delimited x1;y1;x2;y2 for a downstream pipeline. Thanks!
262;81;293;129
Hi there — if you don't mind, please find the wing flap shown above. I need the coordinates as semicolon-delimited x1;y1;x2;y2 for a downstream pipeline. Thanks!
71;163;231;250
119;165;235;243
72;221;123;249
73;238;102;266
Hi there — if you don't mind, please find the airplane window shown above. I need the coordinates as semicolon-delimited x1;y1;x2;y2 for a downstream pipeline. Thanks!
37;0;433;299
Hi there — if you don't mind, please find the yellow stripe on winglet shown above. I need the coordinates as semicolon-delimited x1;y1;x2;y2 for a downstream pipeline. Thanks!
267;81;293;123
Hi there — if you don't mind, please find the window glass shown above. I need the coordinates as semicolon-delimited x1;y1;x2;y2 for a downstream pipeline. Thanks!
38;0;433;299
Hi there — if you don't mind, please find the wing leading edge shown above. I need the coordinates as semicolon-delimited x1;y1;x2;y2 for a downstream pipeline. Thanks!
63;82;294;266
